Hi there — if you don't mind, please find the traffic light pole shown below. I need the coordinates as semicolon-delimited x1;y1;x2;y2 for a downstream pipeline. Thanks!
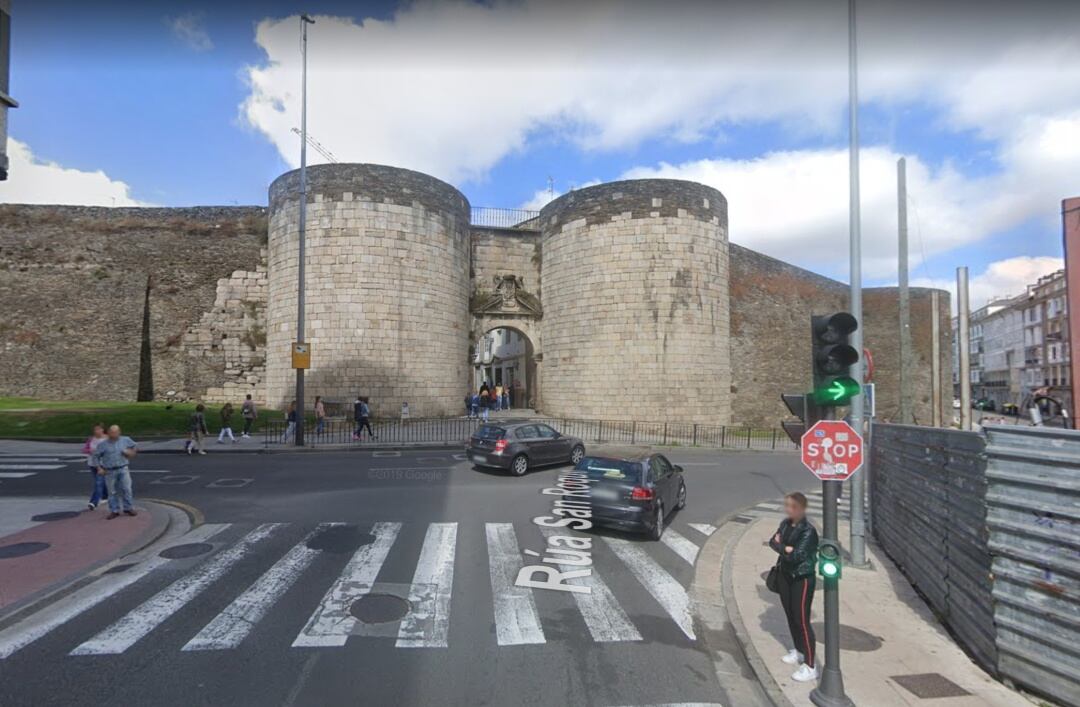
811;404;854;707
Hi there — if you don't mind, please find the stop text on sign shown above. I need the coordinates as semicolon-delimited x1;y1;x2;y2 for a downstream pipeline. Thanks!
800;420;863;481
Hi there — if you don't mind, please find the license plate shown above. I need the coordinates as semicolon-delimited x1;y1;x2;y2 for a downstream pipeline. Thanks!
472;455;486;463
591;488;620;501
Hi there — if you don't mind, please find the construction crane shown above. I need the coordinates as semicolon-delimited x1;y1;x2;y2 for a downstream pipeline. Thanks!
291;127;339;163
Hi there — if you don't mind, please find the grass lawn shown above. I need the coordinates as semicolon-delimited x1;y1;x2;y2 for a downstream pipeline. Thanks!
0;398;283;439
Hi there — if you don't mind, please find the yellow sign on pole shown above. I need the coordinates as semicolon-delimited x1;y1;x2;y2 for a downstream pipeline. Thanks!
292;342;311;369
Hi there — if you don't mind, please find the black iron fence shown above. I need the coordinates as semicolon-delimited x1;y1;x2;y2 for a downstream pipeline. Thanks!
262;416;795;451
470;207;541;230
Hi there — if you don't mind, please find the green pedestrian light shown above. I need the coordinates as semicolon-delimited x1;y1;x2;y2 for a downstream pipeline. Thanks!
818;540;843;579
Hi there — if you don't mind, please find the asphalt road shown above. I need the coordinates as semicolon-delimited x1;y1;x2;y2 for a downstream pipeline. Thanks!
0;445;812;707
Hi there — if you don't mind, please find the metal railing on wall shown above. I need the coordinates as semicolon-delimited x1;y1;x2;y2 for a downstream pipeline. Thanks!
470;207;541;230
871;422;1080;707
261;416;796;452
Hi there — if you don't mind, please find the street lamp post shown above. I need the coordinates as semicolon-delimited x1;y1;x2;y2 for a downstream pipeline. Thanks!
294;13;315;447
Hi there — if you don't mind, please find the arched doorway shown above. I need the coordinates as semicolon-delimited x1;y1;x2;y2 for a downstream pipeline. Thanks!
471;326;537;411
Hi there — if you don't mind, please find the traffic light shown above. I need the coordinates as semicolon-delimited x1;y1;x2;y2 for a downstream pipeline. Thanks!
780;393;818;447
811;312;860;407
818;539;842;579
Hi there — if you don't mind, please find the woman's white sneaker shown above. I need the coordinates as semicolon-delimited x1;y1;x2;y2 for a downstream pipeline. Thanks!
781;649;804;665
791;663;820;682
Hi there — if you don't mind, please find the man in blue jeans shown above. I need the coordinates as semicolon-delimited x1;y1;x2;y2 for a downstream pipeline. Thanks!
91;425;138;519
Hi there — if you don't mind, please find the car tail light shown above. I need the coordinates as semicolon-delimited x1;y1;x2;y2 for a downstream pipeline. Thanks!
631;486;655;501
493;439;508;454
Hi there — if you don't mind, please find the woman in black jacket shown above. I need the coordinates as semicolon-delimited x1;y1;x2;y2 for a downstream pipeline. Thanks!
769;491;820;683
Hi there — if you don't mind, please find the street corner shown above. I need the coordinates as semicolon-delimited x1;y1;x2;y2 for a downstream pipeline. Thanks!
0;496;171;616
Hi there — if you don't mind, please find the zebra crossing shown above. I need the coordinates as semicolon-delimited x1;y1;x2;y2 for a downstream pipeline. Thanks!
0;518;720;660
0;454;84;476
739;488;853;521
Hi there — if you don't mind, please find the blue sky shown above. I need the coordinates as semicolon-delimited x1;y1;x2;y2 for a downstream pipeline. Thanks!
4;0;1077;303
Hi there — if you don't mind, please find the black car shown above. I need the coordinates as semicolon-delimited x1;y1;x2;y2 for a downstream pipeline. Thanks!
576;453;686;540
466;421;586;476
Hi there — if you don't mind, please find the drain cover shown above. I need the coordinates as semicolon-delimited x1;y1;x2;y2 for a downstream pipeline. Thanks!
0;542;50;559
350;593;410;624
812;622;883;652
31;511;80;522
103;562;137;574
159;542;214;559
306;525;373;554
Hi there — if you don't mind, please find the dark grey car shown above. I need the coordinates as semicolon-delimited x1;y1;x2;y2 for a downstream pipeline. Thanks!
466;421;586;476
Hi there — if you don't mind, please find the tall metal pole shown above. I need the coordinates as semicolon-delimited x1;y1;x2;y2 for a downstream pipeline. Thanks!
898;157;913;424
812;4;858;706
958;267;972;430
931;290;942;426
294;13;315;447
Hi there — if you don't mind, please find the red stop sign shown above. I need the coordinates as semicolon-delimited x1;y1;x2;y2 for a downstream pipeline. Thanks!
800;420;863;481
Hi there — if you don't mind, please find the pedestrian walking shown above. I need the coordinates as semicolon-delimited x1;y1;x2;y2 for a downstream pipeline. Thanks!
185;404;209;455
241;394;258;438
282;401;298;443
502;388;509;410
218;402;237;443
767;492;820;682
314;395;326;436
479;386;491;421
81;423;109;510
354;395;375;440
464;392;473;418
91;425;138;519
470;392;480;419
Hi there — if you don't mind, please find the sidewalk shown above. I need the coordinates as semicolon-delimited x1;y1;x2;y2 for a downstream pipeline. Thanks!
0;497;172;617
727;514;1033;707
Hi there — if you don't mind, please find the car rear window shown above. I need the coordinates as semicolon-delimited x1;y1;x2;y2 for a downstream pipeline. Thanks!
576;457;641;482
474;425;506;440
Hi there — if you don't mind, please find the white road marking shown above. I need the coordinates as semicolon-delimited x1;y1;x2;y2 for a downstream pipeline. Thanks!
541;528;641;643
0;465;63;471
184;524;342;651
660;528;701;566
604;537;696;640
0;524;230;660
372;451;401;458
70;524;281;655
687;523;718;537
754;503;783;510
397;522;457;648
129;469;173;474
485;523;545;646
0;472;37;478
0;457;63;463
292;522;402;647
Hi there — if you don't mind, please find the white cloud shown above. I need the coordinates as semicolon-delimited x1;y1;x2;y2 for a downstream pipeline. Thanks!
168;12;213;52
622;111;1080;278
913;256;1063;311
0;139;145;206
242;1;1080;182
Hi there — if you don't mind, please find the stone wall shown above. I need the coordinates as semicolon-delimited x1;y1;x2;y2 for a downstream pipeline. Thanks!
0;205;266;402
266;164;472;417
539;179;731;423
470;227;542;308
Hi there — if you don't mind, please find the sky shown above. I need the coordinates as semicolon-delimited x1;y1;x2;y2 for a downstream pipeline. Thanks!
2;0;1077;307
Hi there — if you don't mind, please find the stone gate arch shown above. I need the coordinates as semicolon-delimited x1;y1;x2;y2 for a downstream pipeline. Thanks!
471;316;542;410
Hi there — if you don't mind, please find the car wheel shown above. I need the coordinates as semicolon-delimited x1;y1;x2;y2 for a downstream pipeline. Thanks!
511;454;529;477
570;445;585;465
676;482;687;510
649;502;664;541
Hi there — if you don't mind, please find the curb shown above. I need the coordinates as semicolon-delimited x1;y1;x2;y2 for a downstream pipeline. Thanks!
718;514;796;707
0;499;182;625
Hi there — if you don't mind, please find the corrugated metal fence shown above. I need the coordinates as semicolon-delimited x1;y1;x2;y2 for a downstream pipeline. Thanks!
871;423;1080;706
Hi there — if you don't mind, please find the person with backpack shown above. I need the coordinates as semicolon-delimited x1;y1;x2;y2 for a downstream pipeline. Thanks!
353;395;375;441
185;404;209;455
218;402;236;443
240;394;258;438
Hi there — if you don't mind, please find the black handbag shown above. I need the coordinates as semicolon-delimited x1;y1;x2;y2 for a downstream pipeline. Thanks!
766;561;781;593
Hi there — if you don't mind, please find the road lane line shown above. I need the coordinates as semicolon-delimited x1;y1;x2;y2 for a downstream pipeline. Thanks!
604;537;696;640
687;523;718;537
183;524;343;651
70;523;282;655
485;523;545;646
0;524;230;660
541;528;641;643
0;465;63;470
0;472;37;478
0;458;62;462
292;522;402;648
397;522;457;648
660;528;700;566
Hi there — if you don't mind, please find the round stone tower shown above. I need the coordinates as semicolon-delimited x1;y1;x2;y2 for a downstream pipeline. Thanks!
539;179;731;423
266;164;471;417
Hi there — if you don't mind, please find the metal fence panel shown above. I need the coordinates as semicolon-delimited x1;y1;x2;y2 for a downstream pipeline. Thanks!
985;425;1080;707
